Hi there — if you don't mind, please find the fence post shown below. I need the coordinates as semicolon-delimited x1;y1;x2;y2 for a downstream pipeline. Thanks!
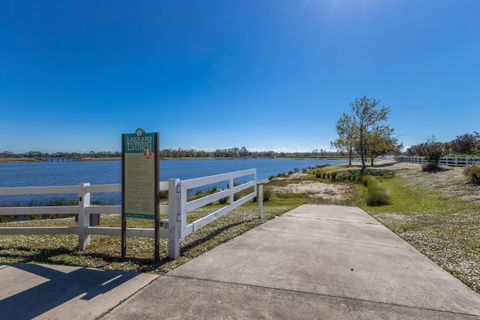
78;183;91;250
229;178;234;204
258;184;264;219
168;179;181;259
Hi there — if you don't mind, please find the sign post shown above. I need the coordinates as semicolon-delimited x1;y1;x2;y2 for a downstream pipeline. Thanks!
121;128;160;261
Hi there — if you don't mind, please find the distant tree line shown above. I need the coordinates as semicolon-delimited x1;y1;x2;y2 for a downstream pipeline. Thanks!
406;132;480;157
0;148;350;160
0;150;121;159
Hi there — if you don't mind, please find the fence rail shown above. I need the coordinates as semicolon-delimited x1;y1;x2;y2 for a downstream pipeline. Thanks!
0;169;263;259
394;156;480;167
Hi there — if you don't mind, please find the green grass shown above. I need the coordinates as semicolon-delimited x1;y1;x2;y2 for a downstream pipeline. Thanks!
359;177;478;215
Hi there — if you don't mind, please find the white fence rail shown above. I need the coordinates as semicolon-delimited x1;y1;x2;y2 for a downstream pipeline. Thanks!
395;156;480;167
0;169;263;259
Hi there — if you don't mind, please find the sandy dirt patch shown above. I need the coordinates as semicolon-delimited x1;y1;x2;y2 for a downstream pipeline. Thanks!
272;181;351;201
272;173;308;180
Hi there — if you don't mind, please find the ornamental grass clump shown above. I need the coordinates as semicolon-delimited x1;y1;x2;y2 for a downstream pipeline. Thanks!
366;183;390;206
362;175;390;206
361;175;379;187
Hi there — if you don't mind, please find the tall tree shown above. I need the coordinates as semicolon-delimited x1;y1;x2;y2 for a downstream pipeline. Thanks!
350;96;389;173
332;113;357;166
364;127;402;166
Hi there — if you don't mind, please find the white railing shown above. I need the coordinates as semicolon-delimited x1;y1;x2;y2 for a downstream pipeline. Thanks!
0;169;263;259
395;156;480;167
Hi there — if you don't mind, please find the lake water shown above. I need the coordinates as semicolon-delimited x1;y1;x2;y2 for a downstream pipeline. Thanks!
0;159;346;205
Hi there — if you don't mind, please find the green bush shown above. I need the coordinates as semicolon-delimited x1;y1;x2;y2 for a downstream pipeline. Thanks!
464;165;480;184
330;172;337;180
159;190;168;199
366;183;391;206
315;170;323;178
335;171;350;181
361;175;379;187
422;163;441;172
218;197;228;205
254;186;271;202
364;169;395;178
263;187;271;202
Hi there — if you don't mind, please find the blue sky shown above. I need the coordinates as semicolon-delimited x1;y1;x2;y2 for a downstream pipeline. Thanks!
1;0;479;153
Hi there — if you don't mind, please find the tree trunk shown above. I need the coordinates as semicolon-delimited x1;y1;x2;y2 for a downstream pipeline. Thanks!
348;145;352;166
360;126;366;174
371;157;374;167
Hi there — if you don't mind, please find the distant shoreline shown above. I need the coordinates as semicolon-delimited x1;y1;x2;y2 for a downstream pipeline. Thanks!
0;156;352;163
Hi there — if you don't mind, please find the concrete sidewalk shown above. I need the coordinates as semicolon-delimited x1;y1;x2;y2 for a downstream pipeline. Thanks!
0;263;157;320
105;204;480;319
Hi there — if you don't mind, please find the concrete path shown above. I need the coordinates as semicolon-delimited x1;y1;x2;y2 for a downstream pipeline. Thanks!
0;263;157;320
105;205;480;319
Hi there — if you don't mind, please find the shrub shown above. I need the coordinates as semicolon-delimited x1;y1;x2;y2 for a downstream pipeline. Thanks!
422;163;441;172
364;169;395;178
423;136;445;167
330;172;337;180
315;170;323;178
288;170;294;175
464;165;480;184
366;183;390;206
254;186;271;202
263;187;271;202
361;175;379;187
268;175;275;180
218;197;228;205
159;191;168;199
335;171;350;181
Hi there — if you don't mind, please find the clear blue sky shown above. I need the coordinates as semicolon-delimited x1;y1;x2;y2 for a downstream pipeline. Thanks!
1;0;479;153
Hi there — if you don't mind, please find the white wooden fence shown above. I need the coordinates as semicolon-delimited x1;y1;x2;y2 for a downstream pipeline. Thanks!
0;169;263;259
395;156;480;167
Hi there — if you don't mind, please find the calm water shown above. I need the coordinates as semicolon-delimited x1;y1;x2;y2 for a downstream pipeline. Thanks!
0;159;345;204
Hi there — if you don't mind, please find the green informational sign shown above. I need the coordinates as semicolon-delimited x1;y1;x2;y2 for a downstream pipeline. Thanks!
123;128;158;219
